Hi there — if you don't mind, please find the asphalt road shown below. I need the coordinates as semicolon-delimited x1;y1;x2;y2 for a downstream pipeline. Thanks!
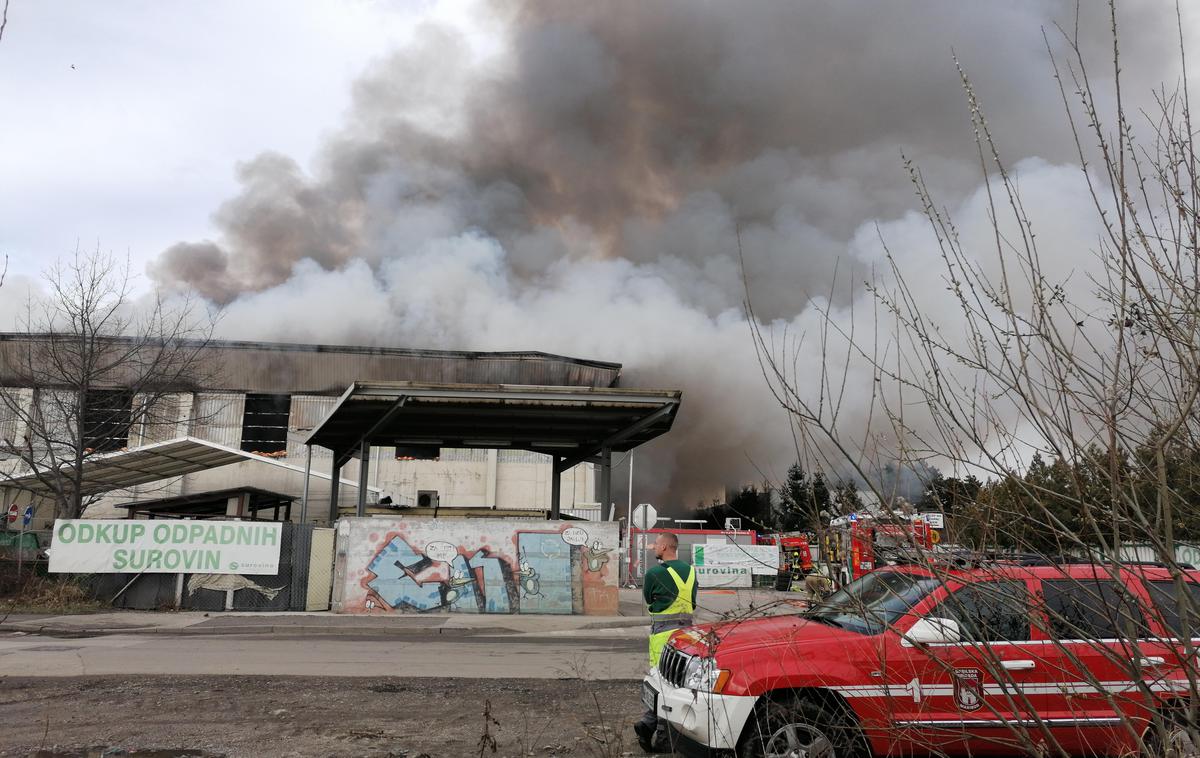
0;628;647;679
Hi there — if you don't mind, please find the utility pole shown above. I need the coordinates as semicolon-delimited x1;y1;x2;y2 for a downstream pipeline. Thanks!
626;452;635;587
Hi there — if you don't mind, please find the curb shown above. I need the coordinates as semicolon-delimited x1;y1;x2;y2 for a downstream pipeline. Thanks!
0;616;651;638
0;624;515;637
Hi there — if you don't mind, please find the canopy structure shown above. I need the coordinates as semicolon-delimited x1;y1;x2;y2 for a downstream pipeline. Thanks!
2;437;254;497
116;486;296;521
303;381;683;519
0;436;374;507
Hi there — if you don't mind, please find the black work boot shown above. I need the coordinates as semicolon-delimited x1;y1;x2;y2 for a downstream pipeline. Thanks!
634;710;659;753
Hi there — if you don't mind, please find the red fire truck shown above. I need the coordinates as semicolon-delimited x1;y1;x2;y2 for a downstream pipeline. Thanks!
758;534;815;591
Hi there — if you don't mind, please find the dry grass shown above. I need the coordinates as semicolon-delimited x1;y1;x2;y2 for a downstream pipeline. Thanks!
0;573;105;615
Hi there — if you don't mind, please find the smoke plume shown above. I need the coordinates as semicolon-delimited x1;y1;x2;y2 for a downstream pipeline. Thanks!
149;0;1190;507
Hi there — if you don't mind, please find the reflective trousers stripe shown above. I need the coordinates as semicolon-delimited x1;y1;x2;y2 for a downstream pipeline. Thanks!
647;614;693;667
650;615;693;634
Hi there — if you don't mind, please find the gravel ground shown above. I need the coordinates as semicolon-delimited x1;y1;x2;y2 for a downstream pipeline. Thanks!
0;676;653;758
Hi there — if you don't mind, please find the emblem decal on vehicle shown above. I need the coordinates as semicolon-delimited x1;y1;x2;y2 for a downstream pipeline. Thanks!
953;668;983;711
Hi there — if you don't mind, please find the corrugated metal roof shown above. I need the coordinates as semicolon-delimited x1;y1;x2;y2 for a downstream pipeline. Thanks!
3;436;378;497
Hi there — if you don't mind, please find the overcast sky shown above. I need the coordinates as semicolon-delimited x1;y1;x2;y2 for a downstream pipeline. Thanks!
3;1;1198;500
0;1;451;282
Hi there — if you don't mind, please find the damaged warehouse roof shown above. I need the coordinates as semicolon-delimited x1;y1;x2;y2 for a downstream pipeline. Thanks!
304;381;682;519
0;334;624;392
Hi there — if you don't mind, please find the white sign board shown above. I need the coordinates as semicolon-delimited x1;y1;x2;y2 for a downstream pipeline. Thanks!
48;519;283;575
694;565;752;588
920;512;945;529
694;543;780;576
632;503;658;530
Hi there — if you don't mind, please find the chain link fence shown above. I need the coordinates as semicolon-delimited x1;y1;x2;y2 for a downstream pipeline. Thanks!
87;523;336;611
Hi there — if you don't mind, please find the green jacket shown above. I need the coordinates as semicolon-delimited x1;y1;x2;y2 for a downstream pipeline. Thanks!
643;559;698;613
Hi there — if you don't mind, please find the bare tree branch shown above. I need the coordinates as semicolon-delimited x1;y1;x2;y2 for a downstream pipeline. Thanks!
0;245;218;519
0;0;10;46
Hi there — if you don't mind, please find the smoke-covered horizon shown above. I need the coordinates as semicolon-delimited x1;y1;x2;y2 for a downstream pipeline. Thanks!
142;0;1192;508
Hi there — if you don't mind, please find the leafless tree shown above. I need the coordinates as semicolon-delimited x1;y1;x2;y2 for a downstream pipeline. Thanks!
0;246;217;520
728;2;1200;756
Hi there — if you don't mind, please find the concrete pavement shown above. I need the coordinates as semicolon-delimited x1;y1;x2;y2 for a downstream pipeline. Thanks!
0;587;810;639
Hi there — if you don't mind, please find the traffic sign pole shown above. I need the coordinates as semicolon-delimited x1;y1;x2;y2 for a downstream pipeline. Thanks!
16;500;25;578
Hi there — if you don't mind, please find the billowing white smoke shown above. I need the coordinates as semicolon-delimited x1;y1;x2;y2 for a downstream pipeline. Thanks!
209;158;1106;506
144;1;1192;506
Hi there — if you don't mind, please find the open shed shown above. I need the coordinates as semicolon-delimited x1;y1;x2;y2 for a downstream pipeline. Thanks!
303;381;682;519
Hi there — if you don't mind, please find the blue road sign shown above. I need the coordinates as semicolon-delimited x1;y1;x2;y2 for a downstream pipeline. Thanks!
22;505;32;527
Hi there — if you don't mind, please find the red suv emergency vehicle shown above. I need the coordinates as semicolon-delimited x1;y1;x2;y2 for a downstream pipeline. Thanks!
643;562;1200;757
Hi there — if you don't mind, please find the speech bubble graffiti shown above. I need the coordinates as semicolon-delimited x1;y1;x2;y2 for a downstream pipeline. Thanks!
561;527;588;546
425;541;458;564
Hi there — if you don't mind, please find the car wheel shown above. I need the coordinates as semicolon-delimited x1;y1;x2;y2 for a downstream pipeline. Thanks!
740;694;862;758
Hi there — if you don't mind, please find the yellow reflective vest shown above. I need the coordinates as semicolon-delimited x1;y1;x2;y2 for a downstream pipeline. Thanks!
647;564;696;668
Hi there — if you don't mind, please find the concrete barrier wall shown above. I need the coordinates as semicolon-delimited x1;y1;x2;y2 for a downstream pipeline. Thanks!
333;517;619;615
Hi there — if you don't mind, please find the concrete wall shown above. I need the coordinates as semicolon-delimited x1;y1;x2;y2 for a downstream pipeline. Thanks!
332;517;619;615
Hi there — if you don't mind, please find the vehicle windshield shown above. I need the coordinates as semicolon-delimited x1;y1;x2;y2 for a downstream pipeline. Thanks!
805;570;942;635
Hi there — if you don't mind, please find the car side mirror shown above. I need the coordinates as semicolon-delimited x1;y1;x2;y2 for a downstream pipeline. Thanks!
902;617;961;647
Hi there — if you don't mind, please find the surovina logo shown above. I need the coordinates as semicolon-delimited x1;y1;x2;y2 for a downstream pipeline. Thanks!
229;561;240;571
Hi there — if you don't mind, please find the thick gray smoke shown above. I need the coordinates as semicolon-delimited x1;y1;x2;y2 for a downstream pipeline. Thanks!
149;0;1188;507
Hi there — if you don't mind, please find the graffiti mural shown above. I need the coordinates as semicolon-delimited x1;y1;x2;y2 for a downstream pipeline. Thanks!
332;517;619;615
517;532;571;614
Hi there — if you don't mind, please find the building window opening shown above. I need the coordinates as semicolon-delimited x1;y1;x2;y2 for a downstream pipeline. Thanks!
241;393;290;456
395;445;440;461
82;389;133;453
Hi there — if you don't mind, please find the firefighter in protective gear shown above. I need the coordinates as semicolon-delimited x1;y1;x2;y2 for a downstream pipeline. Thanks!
634;532;697;753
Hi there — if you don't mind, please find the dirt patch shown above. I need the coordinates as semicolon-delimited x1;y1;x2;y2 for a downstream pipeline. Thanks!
0;676;652;758
32;750;220;757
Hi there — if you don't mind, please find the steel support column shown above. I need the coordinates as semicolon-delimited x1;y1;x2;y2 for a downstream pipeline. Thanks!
598;447;612;519
299;444;312;524
550;456;562;520
327;452;341;525
356;439;370;517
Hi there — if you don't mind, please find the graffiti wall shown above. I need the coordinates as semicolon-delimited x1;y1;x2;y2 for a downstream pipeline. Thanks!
332;518;619;615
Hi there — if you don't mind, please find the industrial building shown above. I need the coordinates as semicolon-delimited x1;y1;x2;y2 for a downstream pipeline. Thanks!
0;335;634;526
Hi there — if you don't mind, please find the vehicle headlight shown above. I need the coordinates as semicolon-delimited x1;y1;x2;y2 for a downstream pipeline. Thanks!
683;656;731;693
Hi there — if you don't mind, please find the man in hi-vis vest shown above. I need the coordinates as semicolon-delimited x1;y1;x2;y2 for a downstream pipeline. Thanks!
634;532;697;753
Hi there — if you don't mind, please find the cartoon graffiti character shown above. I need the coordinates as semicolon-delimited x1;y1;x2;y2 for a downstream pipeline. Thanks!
518;551;544;598
444;568;476;605
584;539;610;573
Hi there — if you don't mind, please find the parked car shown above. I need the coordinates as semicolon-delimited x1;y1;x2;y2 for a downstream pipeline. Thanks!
643;561;1200;757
